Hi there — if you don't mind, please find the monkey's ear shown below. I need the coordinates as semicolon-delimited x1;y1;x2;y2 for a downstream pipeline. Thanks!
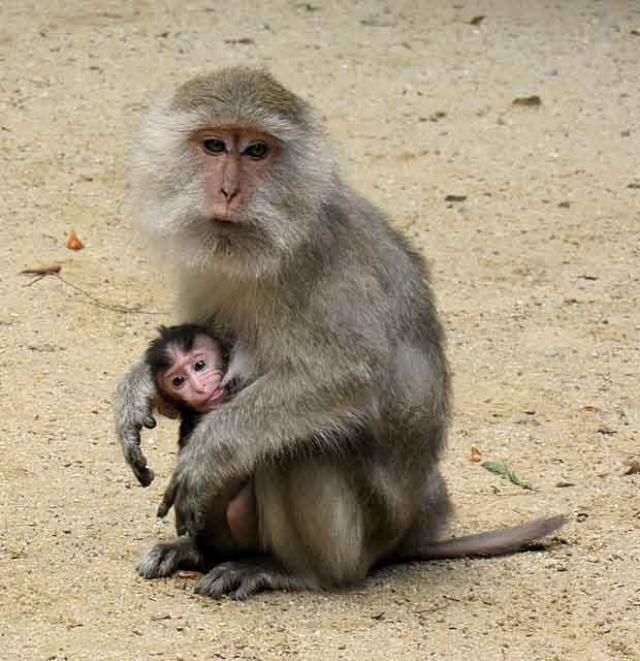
154;394;181;420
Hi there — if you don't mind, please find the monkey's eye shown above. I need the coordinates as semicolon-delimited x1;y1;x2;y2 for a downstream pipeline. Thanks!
244;141;269;160
202;138;226;155
171;375;186;388
194;360;206;371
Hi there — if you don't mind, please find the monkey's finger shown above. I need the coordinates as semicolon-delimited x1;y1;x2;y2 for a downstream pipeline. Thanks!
157;480;178;518
122;441;155;486
156;501;171;518
134;465;155;487
123;438;145;465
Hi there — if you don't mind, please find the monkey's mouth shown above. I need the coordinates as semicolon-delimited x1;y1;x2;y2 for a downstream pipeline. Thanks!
197;386;226;412
207;203;244;225
209;216;244;232
210;215;233;224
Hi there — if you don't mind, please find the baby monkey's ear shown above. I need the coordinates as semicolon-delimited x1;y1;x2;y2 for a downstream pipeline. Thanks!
153;394;181;420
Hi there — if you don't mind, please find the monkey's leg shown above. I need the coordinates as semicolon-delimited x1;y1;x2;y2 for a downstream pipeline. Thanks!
391;469;453;560
195;460;377;599
137;536;206;578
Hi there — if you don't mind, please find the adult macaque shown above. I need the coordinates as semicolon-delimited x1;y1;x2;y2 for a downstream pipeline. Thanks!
116;67;565;599
144;324;256;552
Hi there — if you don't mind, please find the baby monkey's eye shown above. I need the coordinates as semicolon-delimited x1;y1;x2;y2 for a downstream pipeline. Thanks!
172;375;186;388
194;360;206;371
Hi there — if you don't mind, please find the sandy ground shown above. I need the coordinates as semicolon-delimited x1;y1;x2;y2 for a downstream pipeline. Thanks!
1;1;639;659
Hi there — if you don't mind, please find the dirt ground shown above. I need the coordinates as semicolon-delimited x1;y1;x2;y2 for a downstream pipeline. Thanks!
1;1;639;659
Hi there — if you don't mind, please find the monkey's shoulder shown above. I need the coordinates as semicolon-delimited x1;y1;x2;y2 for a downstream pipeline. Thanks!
315;195;431;297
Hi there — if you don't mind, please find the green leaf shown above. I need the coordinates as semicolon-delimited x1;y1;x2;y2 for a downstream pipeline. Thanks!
481;460;534;490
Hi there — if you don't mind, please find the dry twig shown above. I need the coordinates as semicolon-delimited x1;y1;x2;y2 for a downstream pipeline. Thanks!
19;265;164;315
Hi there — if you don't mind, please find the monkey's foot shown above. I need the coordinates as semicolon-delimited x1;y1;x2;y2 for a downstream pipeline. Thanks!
196;559;316;600
137;537;204;578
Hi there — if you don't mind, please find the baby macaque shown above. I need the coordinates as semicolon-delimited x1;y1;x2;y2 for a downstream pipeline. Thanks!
146;324;227;438
145;325;257;554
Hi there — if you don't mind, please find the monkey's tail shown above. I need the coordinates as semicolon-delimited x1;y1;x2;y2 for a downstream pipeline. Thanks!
405;514;567;561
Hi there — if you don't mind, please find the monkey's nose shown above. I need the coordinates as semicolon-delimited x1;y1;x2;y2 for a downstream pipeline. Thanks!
221;184;238;200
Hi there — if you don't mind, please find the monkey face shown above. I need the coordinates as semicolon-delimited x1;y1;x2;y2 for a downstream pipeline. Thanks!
160;334;225;413
128;68;337;272
189;128;280;225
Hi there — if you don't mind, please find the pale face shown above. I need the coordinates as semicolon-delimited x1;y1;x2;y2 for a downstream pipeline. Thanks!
190;127;280;224
160;335;225;413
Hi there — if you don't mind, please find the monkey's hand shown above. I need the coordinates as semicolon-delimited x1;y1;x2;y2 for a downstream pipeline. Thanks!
156;439;214;533
115;359;158;487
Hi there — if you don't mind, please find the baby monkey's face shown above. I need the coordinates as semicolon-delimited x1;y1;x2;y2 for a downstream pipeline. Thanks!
160;334;225;413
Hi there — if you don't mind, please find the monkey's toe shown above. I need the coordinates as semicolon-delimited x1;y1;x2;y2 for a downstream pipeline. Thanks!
196;561;270;600
137;543;180;578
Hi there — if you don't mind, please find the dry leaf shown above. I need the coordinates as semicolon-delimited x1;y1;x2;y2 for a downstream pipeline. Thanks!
470;445;482;463
223;37;255;45
513;95;542;107
20;264;62;276
623;460;640;476
66;230;84;250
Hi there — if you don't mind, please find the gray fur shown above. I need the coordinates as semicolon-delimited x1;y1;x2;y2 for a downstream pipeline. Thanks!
115;359;157;486
116;68;565;598
137;536;205;577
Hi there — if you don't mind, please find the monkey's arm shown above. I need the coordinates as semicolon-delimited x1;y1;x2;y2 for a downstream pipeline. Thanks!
158;354;376;530
115;359;159;486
